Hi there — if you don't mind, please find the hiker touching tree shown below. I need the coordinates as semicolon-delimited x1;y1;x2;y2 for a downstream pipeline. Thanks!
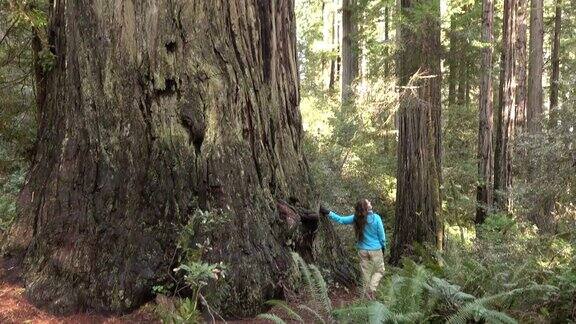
320;199;387;299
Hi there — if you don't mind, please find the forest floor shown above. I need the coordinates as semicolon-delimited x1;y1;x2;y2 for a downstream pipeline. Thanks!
0;256;357;323
0;256;159;323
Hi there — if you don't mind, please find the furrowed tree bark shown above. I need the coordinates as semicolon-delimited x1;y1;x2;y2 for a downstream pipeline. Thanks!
515;0;528;133
526;0;553;232
31;29;47;128
341;0;359;105
390;0;442;265
475;0;494;224
527;0;544;133
5;0;355;317
549;0;561;120
494;0;517;211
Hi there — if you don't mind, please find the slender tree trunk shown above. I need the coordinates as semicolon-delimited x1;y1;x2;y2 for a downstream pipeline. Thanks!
341;0;359;104
457;66;466;105
323;1;333;90
527;0;544;133
324;0;337;91
5;0;355;317
447;23;457;106
330;1;338;91
391;0;442;265
494;0;517;211
476;0;494;224
384;5;390;77
515;0;528;133
335;2;342;84
465;80;471;106
549;0;562;119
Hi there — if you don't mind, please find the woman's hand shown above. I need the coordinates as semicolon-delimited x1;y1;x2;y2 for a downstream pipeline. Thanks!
319;205;330;215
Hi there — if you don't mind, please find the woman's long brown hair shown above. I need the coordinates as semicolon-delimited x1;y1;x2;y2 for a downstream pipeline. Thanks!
353;199;371;243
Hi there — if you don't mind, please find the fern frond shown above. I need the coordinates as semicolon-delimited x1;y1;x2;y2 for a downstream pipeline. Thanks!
265;300;304;323
309;264;332;313
298;304;326;324
333;305;370;323
394;311;424;323
476;284;557;308
389;263;430;314
480;308;518;324
425;276;476;310
447;301;516;324
292;252;314;294
368;301;394;324
257;313;288;324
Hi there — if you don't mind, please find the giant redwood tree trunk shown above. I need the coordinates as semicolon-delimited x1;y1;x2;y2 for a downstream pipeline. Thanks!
5;0;355;317
390;0;442;265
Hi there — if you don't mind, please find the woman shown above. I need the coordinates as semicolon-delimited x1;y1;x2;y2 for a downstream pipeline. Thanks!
320;199;386;299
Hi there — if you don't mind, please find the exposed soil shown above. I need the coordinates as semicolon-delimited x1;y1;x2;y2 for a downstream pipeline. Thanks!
1;256;358;323
0;257;159;324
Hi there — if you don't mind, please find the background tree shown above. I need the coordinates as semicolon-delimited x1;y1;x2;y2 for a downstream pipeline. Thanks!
549;0;562;117
4;0;354;316
322;0;338;91
475;0;494;224
527;0;544;133
390;0;442;265
494;0;518;210
341;0;359;104
515;0;528;133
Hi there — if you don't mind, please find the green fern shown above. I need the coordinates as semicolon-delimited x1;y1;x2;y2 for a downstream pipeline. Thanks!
309;264;332;313
444;284;556;324
265;300;304;322
334;259;556;324
257;313;288;324
386;260;430;314
369;301;423;324
293;253;315;294
298;304;327;324
333;304;370;323
258;253;333;323
447;301;516;324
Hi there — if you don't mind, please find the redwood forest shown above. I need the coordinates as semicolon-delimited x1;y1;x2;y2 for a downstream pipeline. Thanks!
0;0;575;323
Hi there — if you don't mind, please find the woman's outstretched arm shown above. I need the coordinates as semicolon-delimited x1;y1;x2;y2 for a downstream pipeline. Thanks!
328;211;355;225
